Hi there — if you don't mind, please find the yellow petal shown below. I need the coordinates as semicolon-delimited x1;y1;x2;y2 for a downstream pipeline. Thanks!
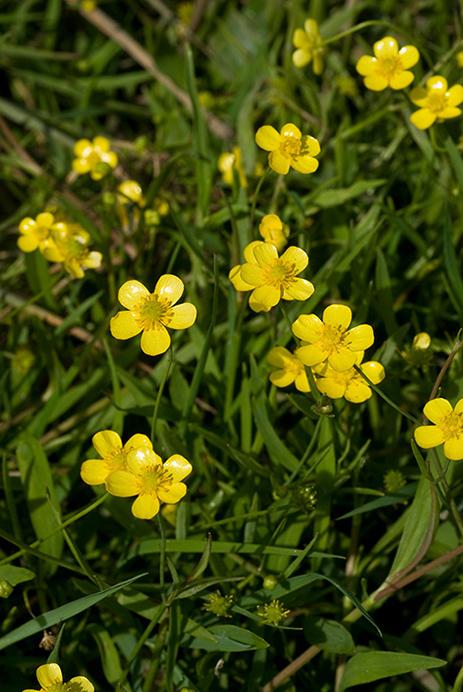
373;36;398;58
444;437;463;461
125;434;153;452
364;74;389;91
92;430;122;457
304;18;319;36
291;155;319;174
426;75;447;92
158;481;188;504
356;56;376;76
93;135;111;151
132;493;160;519
252;283;281;308
18;235;39;252
423;398;452;423
164;454;193;482
249;293;271;312
267;346;292;367
390;71;414;90
292;28;308;49
229;265;253;291
328;349;357;371
344;380;372;403
317;376;346;399
296;343;326;366
84;251;102;269
292;48;310;67
409;86;428;106
127;446;161;474
454;399;463;414
410;108;436;130
268;149;290;175
438;107;462;120
72;158;92;174
414;425;446;448
253;242;278;266
118;279;150;310
243;240;265;264
360;361;385;385
292;313;323;342
346;324;374;350
168;303;197;329
283;278;314;301
323;304;352;330
447;84;463;107
37;664;63;688
240;263;265;286
281;123;302;139
294;371;310;392
301;135;321;157
154;274;184;306
399;45;420;69
140;325;171;356
73;138;92;156
80;460;108;486
68;677;95;692
270;369;295;388
110;311;143;340
107;470;140;497
255;125;281;151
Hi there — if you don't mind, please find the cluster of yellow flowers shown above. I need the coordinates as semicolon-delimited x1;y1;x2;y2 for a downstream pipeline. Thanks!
81;431;192;520
22;663;93;692
17;211;102;278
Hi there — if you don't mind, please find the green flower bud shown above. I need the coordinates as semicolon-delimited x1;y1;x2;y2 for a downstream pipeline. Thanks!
263;575;278;591
0;580;14;598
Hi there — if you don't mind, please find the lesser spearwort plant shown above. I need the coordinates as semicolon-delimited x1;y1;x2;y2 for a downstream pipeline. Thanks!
3;2;463;691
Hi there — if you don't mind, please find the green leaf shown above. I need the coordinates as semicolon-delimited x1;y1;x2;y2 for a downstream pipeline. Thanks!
304;616;355;655
184;624;269;652
338;651;446;691
336;483;418;520
0;565;35;586
16;432;64;571
0;573;146;651
442;203;463;322
87;624;124;685
309;179;386;209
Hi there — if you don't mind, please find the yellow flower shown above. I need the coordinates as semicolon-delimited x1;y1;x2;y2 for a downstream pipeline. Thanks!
267;346;310;392
293;304;374;372
414;398;463;461
106;446;192;519
218;146;248;188
259;214;290;252
356;36;420;91
292;18;326;75
117;180;145;206
457;52;463;68
410;76;463;129
18;212;56;252
255;123;320;175
110;275;197;356
81;431;153;489
40;223;102;278
72;136;118;180
315;351;385;403
22;663;94;692
229;241;314;313
257;599;290;626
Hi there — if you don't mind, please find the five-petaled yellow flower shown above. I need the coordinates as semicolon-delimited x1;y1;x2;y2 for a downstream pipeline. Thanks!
106;445;192;519
293;304;374;372
356;36;420;91
81;430;153;489
40;223;102;278
229;241;314;313
315;351;385;403
267;346;310;392
259;214;290;252
22;663;94;692
255;123;320;175
414;398;463;460
110;275;197;356
292;18;326;75
72;136;118;180
409;76;463;129
18;212;57;253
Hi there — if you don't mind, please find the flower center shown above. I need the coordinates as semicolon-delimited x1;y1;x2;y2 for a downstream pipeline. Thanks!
85;150;101;168
263;259;296;288
284;355;304;377
319;324;348;354
440;411;463;440
47;683;65;692
281;134;302;158
377;54;402;80
61;235;88;261
137;295;172;329
141;467;173;494
427;92;447;113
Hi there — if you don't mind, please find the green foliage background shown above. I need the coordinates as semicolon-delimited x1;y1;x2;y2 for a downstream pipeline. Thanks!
1;0;463;690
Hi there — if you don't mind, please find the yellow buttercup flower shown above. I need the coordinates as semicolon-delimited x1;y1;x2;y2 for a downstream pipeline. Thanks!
81;431;153;489
17;212;56;253
356;36;419;91
315;351;385;403
293;304;374;372
106;445;192;519
410;76;463;129
117;180;145;206
414;398;463;460
110;275;197;356
267;346;310;392
230;241;314;313
218;146;248;188
259;214;290;252
72;136;118;180
292;18;326;75
40;223;102;278
255;123;320;175
22;663;94;692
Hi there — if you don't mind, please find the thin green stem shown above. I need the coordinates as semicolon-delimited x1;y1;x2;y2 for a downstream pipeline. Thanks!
157;512;167;595
250;166;271;231
151;347;173;444
118;603;166;685
354;365;419;423
322;20;417;46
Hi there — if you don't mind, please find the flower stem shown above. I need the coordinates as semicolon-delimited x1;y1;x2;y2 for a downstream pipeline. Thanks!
157;512;167;595
250;166;271;231
151;346;173;445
